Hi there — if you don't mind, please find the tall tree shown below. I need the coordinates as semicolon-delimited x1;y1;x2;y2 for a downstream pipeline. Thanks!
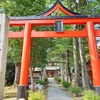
0;0;47;87
73;37;80;86
66;50;72;82
79;37;90;89
74;0;90;88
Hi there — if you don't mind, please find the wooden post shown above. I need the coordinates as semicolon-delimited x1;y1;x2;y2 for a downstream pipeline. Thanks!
17;23;32;100
87;22;100;93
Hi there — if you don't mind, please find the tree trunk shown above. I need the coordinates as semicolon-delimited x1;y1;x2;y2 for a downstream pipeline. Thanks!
29;67;35;91
66;50;72;83
40;69;43;80
79;38;90;89
61;66;64;81
41;69;44;80
73;38;80;86
13;62;21;87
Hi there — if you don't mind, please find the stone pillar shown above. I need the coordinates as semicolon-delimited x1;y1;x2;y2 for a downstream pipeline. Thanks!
0;13;9;100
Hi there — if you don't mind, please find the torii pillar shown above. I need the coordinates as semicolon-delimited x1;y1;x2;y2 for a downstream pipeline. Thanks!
87;22;100;93
17;23;32;99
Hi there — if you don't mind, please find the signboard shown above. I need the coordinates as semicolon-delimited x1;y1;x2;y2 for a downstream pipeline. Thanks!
54;20;63;32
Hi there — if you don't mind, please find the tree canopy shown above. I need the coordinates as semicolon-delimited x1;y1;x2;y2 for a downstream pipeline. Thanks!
0;0;100;66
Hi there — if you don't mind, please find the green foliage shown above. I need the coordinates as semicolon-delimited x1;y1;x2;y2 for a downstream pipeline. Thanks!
0;0;55;70
69;85;82;95
55;77;61;83
8;39;23;63
47;38;73;66
5;55;15;85
31;38;54;68
58;78;61;83
0;0;46;16
83;90;100;100
55;77;57;80
44;77;48;83
6;62;15;85
61;80;71;88
38;78;48;86
82;0;100;14
37;80;45;86
0;0;47;65
28;90;45;100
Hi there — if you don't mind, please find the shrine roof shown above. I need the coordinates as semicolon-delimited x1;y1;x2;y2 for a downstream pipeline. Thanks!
9;15;100;20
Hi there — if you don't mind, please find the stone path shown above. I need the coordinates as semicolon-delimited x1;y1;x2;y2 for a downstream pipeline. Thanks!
47;78;73;100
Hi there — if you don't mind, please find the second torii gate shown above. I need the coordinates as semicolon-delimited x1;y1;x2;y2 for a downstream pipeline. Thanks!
9;0;100;99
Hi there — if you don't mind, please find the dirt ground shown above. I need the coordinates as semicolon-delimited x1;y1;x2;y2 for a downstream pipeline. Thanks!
4;86;17;100
4;86;47;100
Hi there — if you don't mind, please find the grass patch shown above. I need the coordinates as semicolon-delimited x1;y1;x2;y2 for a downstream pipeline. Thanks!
28;90;45;100
83;90;100;100
69;85;82;96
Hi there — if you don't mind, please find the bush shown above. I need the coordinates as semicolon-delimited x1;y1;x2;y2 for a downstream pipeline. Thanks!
28;90;45;100
83;90;100;100
69;85;82;96
55;77;58;81
37;80;45;86
44;77;48;83
57;78;61;83
6;62;15;85
61;80;71;88
55;77;61;83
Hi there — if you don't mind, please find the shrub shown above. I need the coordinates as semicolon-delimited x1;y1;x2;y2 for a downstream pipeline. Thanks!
37;80;45;86
83;90;100;100
69;85;82;96
44;77;48;83
28;90;45;100
55;77;61;83
90;83;94;89
57;78;61;83
54;77;58;81
6;62;15;85
61;80;71;88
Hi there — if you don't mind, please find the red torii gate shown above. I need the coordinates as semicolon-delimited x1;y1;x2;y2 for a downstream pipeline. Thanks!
9;0;100;99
